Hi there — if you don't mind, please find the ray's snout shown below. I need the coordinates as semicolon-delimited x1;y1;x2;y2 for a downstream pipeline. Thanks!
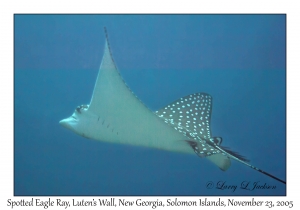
59;118;70;129
59;117;76;131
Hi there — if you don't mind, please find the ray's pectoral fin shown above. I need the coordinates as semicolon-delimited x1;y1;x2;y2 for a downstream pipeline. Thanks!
155;92;232;171
156;92;213;140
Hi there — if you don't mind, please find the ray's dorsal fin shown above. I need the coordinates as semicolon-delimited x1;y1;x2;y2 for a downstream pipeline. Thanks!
218;146;249;162
210;137;222;145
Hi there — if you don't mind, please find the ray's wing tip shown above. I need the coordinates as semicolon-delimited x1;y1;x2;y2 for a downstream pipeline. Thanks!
104;27;110;44
201;92;212;98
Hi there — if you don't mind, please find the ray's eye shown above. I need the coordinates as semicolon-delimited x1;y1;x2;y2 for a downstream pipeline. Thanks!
76;106;81;114
75;104;88;114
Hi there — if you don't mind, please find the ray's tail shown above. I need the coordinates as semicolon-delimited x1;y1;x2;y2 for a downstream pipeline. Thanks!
216;145;286;184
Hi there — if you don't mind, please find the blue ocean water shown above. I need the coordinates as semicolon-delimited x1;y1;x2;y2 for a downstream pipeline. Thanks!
14;14;286;196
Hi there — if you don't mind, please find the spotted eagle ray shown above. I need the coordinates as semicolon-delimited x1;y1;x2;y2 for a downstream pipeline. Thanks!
60;28;286;184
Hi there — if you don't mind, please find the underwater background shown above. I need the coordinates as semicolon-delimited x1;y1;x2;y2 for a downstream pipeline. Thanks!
14;14;286;196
